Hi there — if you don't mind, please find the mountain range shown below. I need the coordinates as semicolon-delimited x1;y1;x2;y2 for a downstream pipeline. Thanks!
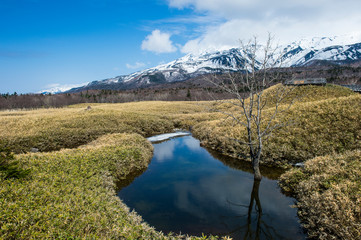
41;35;361;94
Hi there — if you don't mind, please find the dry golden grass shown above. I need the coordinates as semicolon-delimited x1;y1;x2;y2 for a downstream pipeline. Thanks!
0;101;213;153
192;86;360;166
279;150;361;240
263;83;355;105
1;84;354;156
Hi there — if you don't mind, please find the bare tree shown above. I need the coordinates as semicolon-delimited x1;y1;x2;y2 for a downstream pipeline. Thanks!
208;34;298;180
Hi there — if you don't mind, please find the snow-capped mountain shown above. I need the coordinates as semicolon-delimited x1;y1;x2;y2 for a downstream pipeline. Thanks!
65;35;361;93
40;83;88;94
66;48;249;92
281;35;361;66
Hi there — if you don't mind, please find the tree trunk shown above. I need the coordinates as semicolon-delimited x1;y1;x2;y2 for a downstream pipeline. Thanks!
252;156;262;181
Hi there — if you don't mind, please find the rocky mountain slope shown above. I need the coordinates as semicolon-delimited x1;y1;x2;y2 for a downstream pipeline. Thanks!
45;35;361;93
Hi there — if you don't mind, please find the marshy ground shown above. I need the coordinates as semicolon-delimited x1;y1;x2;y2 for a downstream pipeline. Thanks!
0;84;360;239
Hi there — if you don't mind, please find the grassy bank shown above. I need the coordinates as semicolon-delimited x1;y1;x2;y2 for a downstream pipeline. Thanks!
279;150;361;239
0;133;165;238
0;133;221;239
192;84;360;166
0;102;208;153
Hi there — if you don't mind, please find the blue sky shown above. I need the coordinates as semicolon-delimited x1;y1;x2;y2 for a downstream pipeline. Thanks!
1;0;361;93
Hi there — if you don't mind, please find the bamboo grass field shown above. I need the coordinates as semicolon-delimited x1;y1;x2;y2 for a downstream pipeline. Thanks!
1;84;360;239
279;150;361;240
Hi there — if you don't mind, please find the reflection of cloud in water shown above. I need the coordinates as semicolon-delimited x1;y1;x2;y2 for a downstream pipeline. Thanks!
153;140;176;162
173;172;252;220
173;172;298;228
153;136;200;163
120;135;304;238
173;180;207;220
181;137;201;152
153;136;297;222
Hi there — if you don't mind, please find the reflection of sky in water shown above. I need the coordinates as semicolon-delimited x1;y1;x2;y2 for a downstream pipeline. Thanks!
153;136;201;162
153;140;176;162
118;135;305;239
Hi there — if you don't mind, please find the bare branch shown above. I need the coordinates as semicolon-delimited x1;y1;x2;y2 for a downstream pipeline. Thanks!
210;108;248;128
204;34;300;180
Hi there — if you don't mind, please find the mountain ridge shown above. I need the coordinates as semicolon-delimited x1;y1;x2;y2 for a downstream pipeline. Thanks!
41;35;361;94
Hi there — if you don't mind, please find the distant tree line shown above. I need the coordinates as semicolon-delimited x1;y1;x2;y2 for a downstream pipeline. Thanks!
1;64;359;110
0;87;235;110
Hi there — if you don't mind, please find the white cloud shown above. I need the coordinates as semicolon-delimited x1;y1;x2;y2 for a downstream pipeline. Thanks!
126;62;146;69
168;0;194;9
141;29;177;53
167;0;361;53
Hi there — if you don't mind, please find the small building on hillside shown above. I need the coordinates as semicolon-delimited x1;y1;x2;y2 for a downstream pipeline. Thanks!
285;78;327;86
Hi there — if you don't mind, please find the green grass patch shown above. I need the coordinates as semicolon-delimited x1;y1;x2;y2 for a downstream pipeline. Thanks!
0;133;166;239
0;143;30;180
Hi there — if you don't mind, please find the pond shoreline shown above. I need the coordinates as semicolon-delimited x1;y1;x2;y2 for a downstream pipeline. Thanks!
118;133;306;239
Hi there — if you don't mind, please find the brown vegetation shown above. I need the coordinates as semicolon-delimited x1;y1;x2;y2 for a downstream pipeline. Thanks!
1;83;360;239
192;84;360;166
279;150;361;240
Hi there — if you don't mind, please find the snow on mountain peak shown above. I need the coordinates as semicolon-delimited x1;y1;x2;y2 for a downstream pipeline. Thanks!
56;33;361;93
39;83;89;94
288;33;361;50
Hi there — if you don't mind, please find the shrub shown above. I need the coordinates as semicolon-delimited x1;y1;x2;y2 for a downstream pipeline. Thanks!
0;142;29;179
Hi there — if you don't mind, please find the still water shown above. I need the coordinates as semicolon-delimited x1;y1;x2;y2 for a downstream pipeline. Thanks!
117;134;306;239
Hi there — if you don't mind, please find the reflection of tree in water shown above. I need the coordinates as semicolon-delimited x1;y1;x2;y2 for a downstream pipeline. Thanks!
220;179;284;240
206;147;285;180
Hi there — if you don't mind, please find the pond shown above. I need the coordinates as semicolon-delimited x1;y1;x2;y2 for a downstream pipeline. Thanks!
117;133;306;239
